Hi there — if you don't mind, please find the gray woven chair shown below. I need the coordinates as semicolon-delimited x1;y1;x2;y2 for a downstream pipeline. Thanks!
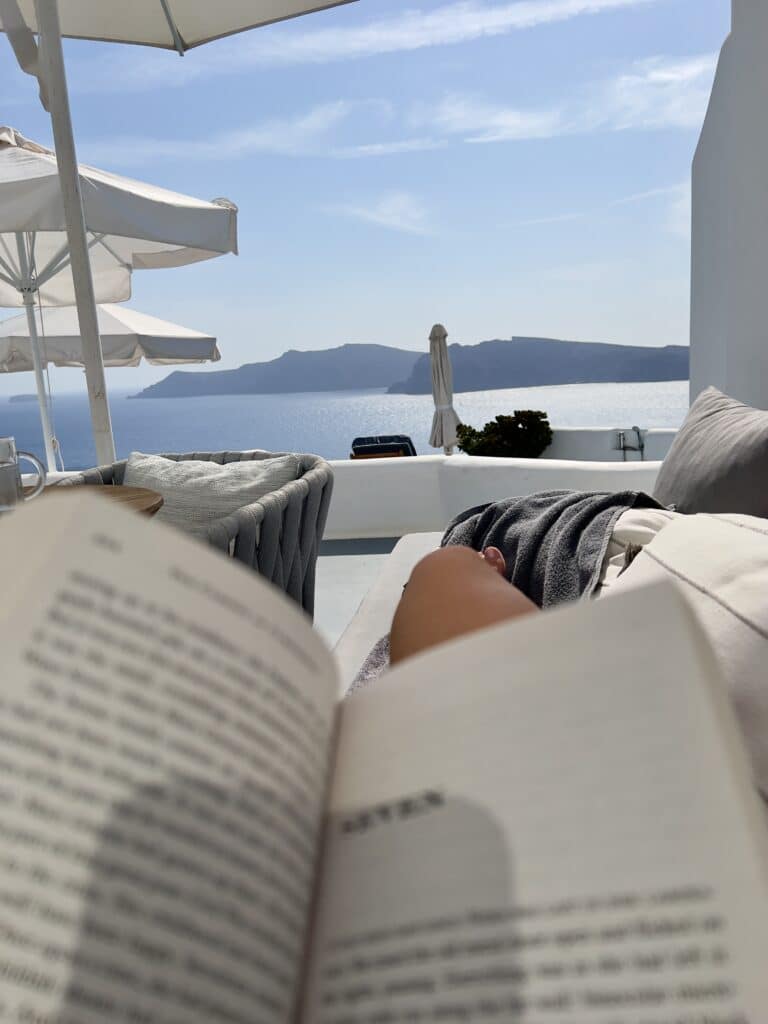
65;451;333;619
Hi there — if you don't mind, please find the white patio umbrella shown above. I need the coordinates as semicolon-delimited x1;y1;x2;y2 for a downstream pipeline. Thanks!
428;323;461;455
0;0;355;466
0;304;220;371
0;1;356;50
0;126;237;469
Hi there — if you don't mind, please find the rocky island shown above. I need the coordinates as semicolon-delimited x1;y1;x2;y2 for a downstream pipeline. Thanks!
134;344;419;399
388;338;689;394
133;337;689;398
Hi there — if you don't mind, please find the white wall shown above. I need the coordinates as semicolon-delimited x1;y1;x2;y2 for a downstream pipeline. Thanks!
543;427;675;462
325;454;662;539
325;425;673;539
690;1;768;408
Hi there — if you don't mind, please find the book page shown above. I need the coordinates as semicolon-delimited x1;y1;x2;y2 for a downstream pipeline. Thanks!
303;581;768;1023
0;492;339;1024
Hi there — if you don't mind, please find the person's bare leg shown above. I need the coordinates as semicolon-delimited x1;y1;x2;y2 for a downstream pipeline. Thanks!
390;546;539;665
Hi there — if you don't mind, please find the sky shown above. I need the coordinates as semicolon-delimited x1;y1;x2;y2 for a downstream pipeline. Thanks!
0;0;731;395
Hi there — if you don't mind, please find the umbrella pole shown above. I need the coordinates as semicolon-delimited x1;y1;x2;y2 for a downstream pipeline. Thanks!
33;0;116;466
21;299;58;473
15;234;57;472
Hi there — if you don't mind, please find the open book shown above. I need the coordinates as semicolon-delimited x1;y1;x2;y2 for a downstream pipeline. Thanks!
0;491;766;1024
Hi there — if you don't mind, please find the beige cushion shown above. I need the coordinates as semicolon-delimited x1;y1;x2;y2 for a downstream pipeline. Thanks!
610;513;768;800
124;452;300;537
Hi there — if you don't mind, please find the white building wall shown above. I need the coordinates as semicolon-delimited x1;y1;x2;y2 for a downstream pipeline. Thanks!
690;1;768;408
543;427;675;462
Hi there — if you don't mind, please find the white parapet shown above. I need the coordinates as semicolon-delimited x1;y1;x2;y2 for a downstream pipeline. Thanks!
325;454;663;540
690;1;768;409
542;427;675;462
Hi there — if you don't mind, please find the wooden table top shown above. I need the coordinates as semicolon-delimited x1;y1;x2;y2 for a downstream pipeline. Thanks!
25;484;164;517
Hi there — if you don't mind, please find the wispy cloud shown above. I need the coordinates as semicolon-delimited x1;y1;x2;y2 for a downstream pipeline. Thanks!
423;53;717;143
81;96;445;167
80;102;364;166
239;0;661;64
595;54;718;130
428;95;563;142
665;181;691;238
612;180;691;237
517;180;691;236
608;183;688;206
69;0;662;94
81;53;715;171
517;210;587;226
333;138;445;158
326;192;430;234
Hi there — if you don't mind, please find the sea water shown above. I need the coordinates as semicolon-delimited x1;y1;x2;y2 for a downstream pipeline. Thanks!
0;380;689;470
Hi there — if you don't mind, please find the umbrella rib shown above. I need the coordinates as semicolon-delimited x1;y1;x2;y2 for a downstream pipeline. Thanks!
34;239;73;286
158;0;188;55
93;235;131;269
0;236;21;283
0;252;20;287
35;232;105;288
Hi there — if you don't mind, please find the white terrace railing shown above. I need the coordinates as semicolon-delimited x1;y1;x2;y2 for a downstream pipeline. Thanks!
542;427;676;462
326;455;663;540
323;425;672;539
38;425;674;541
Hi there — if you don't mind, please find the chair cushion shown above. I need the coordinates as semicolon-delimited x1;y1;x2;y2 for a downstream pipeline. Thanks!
124;452;300;537
609;512;768;801
653;387;768;516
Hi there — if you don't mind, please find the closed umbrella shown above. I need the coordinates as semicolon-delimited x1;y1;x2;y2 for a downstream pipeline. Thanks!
0;126;237;468
0;304;220;371
428;323;461;455
0;0;356;465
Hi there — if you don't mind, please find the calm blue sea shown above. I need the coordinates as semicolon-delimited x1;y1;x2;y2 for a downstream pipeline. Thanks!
0;380;689;471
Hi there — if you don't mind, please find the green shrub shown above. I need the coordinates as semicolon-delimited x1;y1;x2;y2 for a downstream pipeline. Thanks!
456;410;553;459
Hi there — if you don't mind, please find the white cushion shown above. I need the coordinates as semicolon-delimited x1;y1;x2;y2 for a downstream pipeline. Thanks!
124;452;300;537
597;506;682;595
610;513;768;800
334;532;442;694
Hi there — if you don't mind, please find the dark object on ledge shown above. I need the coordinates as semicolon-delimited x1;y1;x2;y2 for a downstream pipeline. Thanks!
350;435;417;459
457;410;553;459
615;426;646;461
57;450;333;618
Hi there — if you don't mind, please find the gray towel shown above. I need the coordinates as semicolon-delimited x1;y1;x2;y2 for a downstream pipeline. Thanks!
441;489;664;608
350;488;664;693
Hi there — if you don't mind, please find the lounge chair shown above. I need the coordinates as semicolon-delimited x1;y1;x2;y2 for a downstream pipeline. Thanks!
63;450;333;619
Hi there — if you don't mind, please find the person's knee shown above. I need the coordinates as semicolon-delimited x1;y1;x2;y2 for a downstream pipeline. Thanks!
391;543;537;665
408;546;481;588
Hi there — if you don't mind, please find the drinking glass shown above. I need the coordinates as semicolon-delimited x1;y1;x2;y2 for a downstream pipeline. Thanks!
0;437;46;513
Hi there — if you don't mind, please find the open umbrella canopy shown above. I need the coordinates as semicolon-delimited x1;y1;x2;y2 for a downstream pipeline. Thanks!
0;0;356;51
0;127;238;306
0;0;353;465
0;304;220;370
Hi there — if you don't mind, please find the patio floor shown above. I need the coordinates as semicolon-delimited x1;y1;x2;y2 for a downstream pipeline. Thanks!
314;537;398;648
